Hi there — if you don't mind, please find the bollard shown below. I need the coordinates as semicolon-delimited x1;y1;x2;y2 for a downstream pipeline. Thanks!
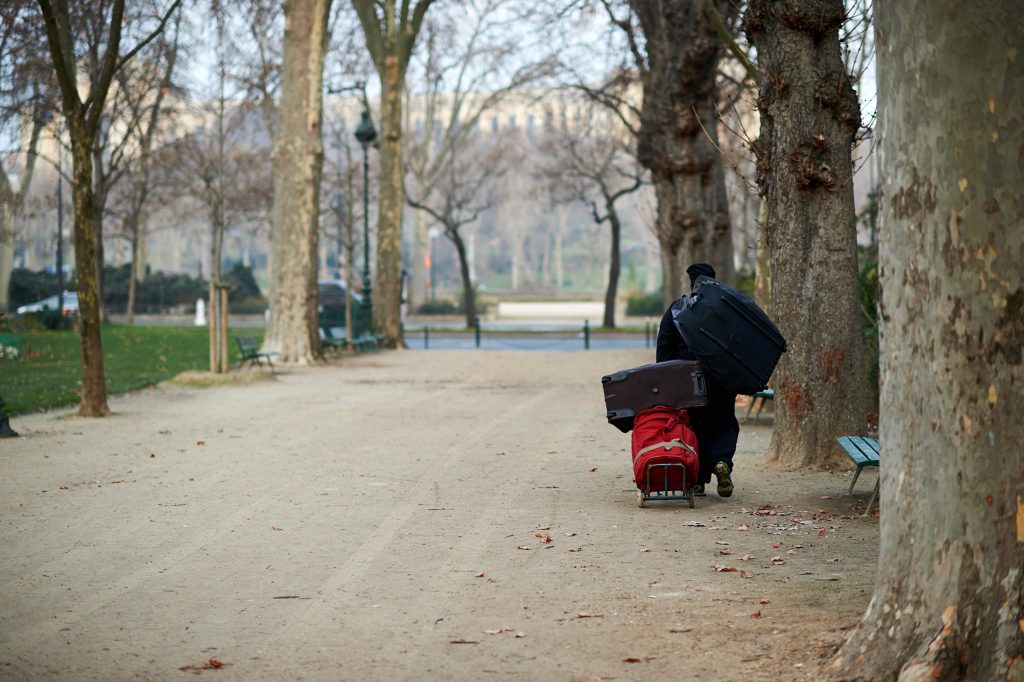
0;396;19;438
474;317;482;348
424;325;430;349
583;319;590;350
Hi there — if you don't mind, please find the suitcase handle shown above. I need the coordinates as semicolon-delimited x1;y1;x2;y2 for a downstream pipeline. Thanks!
691;371;706;396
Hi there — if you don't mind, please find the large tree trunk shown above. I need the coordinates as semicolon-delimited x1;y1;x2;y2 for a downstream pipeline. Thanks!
829;3;1024;679
69;129;110;416
631;0;735;306
264;0;332;364
745;0;866;468
374;57;405;348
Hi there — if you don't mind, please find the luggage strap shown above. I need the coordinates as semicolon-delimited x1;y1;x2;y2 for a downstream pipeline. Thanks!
635;438;698;462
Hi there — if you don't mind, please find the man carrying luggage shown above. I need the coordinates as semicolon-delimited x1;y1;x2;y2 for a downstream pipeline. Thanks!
655;263;738;497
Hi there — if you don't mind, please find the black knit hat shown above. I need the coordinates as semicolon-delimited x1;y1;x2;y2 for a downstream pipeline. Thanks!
686;262;716;288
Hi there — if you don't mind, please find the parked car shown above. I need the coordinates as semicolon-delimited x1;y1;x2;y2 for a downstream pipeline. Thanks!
317;280;362;332
16;291;79;317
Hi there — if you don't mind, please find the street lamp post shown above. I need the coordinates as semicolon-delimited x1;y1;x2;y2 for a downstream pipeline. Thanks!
354;109;377;336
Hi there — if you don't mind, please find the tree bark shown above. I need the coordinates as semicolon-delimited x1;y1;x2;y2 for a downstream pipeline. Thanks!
264;0;332;364
745;0;866;468
630;0;735;306
828;3;1024;679
447;227;476;328
374;59;404;346
70;128;110;415
602;202;622;329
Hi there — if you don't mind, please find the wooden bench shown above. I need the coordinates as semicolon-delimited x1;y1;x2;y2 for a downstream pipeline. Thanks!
743;388;774;424
836;436;880;516
235;336;278;371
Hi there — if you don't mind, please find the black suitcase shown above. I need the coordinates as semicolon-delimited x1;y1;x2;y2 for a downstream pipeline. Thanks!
601;360;707;433
671;276;787;396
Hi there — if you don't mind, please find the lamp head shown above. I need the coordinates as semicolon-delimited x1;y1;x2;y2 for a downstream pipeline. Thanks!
354;110;377;149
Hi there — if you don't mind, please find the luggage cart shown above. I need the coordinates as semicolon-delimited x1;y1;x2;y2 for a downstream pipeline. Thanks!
637;462;695;508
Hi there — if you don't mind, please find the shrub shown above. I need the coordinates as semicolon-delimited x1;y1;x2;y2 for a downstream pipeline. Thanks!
625;291;664;317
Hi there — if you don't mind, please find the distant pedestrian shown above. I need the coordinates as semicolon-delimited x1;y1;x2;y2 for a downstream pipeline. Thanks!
655;263;738;497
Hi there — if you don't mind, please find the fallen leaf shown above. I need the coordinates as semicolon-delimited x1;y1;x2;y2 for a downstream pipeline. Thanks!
737;525;749;531
639;547;651;553
740;570;751;579
623;658;642;663
715;540;729;545
760;598;770;604
577;612;604;618
536;524;551;531
786;549;797;555
740;554;754;561
271;524;282;531
589;467;598;472
484;627;514;635
818;528;827;537
568;547;582;552
563;532;577;537
820;495;831;499
475;571;485;578
542;535;553;544
515;632;526;638
713;565;738;573
516;545;531;550
794;544;804;549
59;485;69;490
719;549;734;555
196;441;206;446
178;658;228;671
750;610;762;618
449;639;478;644
771;556;785;565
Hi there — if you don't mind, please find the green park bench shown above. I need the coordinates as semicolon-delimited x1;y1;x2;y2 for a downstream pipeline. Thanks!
743;388;774;424
836;435;880;516
320;327;348;349
235;336;278;371
0;334;23;360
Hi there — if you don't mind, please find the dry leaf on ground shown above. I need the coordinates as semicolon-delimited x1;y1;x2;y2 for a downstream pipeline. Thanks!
178;658;228;671
713;565;738;572
737;525;749;531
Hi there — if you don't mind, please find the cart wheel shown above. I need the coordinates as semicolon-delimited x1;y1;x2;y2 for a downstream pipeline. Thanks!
637;491;646;508
688;495;695;509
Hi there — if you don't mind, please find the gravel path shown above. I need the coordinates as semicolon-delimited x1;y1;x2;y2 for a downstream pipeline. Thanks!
0;349;879;681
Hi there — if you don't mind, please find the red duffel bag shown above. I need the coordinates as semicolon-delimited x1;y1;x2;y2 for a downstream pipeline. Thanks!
631;406;700;493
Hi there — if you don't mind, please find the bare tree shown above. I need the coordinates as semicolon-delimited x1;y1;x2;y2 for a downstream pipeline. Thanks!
542;107;643;328
828;2;1023;679
35;0;182;416
594;0;737;304
115;11;182;325
744;0;866;468
351;0;436;348
0;4;56;312
403;1;553;324
407;130;508;327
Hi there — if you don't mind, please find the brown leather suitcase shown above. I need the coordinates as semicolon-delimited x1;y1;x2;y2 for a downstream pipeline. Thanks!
601;360;707;433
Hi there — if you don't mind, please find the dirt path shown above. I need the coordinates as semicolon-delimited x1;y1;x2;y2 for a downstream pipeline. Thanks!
0;350;879;681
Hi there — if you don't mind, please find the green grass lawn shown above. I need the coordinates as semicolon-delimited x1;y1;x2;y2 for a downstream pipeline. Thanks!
0;325;263;415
